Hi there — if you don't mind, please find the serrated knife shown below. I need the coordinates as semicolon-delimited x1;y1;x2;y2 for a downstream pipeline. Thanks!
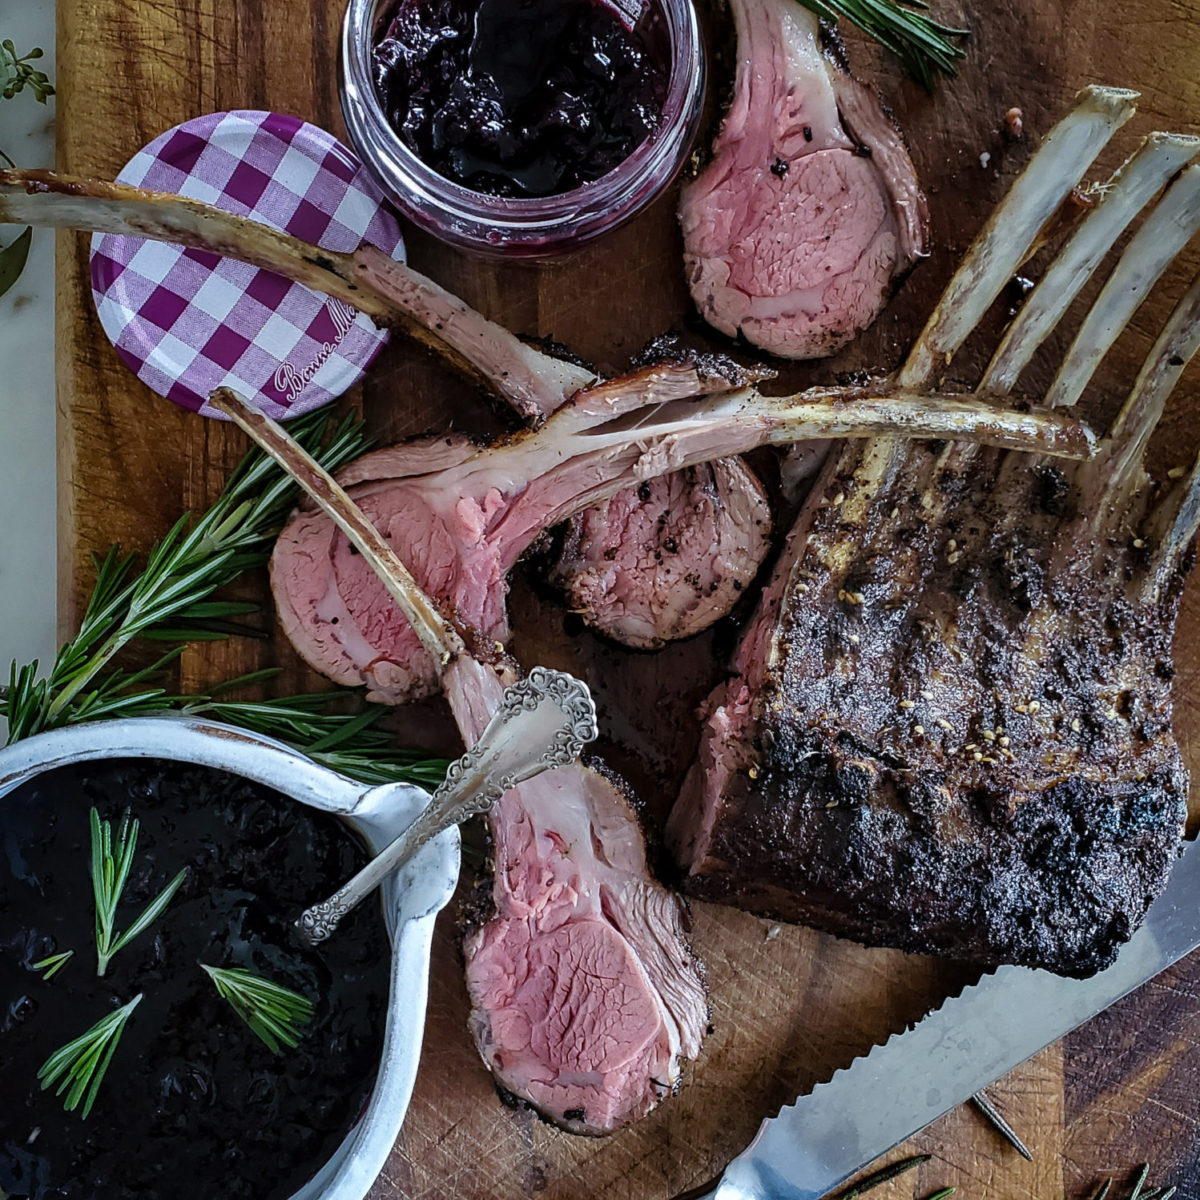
686;838;1200;1200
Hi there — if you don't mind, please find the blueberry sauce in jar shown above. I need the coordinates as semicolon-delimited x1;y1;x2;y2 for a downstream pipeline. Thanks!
371;0;669;198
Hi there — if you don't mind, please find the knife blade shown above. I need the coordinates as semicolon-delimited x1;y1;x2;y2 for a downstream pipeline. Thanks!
693;837;1200;1200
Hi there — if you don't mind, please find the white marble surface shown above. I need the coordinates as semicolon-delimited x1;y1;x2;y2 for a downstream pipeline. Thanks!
0;0;57;689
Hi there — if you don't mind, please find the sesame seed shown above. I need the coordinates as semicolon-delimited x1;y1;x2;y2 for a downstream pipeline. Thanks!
849;634;861;644
947;539;958;552
1014;703;1029;714
921;690;934;700
1169;466;1186;480
826;801;838;809
890;507;900;520
1028;701;1041;714
973;751;983;762
914;725;925;735
1106;708;1119;720
964;743;978;751
832;491;845;506
999;735;1010;747
982;730;996;742
921;494;933;511
947;551;962;564
981;756;998;765
1070;717;1081;732
1133;537;1146;549
899;699;915;709
936;718;953;731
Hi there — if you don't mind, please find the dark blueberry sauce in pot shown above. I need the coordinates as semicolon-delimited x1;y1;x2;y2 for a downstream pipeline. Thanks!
371;0;669;197
0;760;391;1200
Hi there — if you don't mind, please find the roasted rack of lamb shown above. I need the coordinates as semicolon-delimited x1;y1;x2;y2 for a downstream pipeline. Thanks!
669;88;1200;977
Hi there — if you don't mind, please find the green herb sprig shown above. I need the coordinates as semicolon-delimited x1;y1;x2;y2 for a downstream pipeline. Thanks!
1093;1166;1179;1200
180;681;449;787
1;40;53;102
202;964;314;1053
0;407;365;742
797;0;967;91
91;807;188;976
38;993;142;1118
0;42;53;300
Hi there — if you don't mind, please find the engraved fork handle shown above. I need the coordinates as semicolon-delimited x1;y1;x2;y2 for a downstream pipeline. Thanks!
296;666;597;945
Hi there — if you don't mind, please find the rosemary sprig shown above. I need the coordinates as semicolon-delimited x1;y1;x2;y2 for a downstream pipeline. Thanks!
0;405;449;788
0;407;366;743
796;0;967;91
91;807;188;976
201;964;314;1053
38;993;142;1118
1092;1168;1178;1200
180;682;450;786
31;949;74;980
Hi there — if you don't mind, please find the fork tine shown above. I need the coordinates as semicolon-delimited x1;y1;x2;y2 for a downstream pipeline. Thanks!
1045;162;1200;410
899;86;1140;388
982;133;1200;395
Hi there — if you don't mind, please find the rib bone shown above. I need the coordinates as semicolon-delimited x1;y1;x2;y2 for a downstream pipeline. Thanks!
0;170;592;420
1046;161;1200;410
983;132;1200;394
899;85;1139;388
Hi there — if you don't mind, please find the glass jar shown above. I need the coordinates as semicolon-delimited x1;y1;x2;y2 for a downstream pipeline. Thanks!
339;0;705;257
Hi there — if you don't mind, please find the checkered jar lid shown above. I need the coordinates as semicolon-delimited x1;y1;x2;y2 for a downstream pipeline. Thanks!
90;110;405;421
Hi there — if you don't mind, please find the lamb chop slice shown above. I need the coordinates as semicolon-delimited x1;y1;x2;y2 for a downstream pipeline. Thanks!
210;391;708;1134
669;88;1200;977
0;169;771;653
678;0;927;359
546;458;772;650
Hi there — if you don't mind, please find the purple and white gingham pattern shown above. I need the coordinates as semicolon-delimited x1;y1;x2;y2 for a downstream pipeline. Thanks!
90;111;405;420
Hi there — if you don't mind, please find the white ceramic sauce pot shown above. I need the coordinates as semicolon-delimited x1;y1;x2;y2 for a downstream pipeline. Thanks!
0;714;460;1200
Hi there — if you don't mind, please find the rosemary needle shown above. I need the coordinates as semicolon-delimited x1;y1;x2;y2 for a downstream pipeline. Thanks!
971;1090;1034;1160
833;1154;931;1199
1129;1165;1151;1200
924;1191;955;1200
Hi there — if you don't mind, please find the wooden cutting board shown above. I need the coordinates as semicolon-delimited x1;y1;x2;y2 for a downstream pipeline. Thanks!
55;0;1200;1196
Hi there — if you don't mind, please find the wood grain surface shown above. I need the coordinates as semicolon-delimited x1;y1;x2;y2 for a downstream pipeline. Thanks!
54;0;1200;1196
